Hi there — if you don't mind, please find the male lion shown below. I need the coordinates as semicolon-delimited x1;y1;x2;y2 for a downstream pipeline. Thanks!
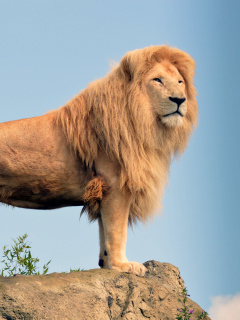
0;46;197;276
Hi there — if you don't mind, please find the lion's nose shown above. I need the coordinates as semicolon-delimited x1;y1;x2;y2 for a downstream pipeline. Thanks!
169;97;186;106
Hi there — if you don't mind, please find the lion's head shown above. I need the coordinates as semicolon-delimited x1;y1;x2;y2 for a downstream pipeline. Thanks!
120;45;197;130
146;60;187;127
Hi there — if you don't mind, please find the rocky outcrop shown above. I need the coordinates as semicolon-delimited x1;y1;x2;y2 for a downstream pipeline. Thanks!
0;260;210;320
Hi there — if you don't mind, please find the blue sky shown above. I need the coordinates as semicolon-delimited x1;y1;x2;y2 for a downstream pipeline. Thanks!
0;1;239;317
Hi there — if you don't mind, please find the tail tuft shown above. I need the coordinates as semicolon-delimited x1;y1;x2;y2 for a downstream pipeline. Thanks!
81;177;108;221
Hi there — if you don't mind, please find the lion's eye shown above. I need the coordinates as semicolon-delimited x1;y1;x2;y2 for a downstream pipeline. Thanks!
153;78;163;84
178;80;183;84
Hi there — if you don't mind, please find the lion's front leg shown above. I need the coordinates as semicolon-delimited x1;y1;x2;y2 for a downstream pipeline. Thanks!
99;189;147;277
98;217;109;269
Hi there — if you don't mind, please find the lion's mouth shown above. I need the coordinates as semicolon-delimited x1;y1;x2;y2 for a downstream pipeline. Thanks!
163;110;183;118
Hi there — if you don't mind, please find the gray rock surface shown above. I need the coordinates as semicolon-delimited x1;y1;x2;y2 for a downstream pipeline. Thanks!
0;260;210;320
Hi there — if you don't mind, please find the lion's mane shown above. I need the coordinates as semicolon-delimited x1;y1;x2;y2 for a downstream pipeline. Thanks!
56;45;198;224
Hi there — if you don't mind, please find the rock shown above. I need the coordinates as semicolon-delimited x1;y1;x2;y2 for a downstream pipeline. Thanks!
0;260;210;320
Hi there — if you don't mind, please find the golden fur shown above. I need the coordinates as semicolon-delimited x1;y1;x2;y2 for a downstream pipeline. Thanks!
0;45;198;275
56;45;198;224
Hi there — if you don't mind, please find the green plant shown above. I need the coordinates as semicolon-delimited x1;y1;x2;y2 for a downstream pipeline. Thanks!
175;287;208;320
0;234;51;276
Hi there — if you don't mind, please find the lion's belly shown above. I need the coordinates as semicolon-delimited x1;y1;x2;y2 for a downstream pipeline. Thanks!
0;169;85;209
0;115;93;209
0;157;87;209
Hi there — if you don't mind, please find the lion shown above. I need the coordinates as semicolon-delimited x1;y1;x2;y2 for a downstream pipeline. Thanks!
0;45;198;276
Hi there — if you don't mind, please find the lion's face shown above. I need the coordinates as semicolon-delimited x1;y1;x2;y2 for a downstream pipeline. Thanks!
145;60;187;127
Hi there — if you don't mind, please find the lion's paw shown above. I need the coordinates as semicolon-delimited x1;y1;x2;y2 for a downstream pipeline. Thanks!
111;261;147;276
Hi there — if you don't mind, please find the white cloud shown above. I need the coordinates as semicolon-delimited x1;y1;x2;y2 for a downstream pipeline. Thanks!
208;293;240;320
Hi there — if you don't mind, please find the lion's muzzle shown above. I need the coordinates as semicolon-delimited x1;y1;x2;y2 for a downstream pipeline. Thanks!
163;96;186;118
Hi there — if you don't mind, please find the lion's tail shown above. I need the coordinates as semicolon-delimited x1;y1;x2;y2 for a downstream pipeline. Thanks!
81;177;108;221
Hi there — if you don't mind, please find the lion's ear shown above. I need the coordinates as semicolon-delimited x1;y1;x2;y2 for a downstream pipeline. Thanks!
120;54;133;82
